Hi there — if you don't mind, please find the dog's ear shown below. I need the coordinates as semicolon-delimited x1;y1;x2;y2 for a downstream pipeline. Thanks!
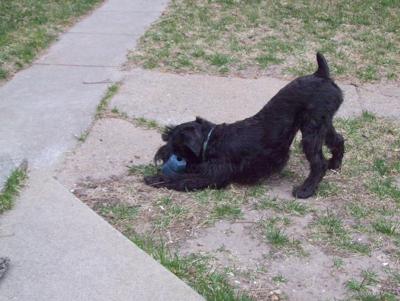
154;145;171;165
195;116;206;124
181;126;203;157
162;125;175;142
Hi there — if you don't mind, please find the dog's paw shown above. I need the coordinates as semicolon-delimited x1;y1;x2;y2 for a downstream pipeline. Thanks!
292;185;315;199
144;175;166;188
328;159;341;170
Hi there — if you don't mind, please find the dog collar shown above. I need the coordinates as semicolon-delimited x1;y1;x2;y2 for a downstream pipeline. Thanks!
202;126;216;162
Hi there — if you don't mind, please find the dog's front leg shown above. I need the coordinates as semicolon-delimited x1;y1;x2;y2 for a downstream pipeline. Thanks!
145;163;231;191
164;174;225;191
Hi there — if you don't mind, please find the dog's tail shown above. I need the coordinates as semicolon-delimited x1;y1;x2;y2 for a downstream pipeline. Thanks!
314;52;330;79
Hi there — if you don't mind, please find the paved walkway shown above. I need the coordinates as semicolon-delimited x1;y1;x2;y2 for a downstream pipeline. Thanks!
111;69;400;126
0;1;203;300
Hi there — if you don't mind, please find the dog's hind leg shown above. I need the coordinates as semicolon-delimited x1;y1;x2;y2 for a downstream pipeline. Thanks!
325;125;344;170
293;120;328;198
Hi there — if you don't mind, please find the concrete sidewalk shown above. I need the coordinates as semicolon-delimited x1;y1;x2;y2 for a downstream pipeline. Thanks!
0;0;166;175
0;172;203;301
0;0;203;300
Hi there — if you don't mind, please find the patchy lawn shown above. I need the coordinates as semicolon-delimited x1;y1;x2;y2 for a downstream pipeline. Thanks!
0;0;104;81
129;0;400;82
73;113;400;301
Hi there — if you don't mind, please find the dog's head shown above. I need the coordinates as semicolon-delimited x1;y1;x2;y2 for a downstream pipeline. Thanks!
154;117;213;165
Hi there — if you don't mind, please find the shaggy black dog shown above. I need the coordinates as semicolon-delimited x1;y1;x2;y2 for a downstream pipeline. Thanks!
145;53;344;198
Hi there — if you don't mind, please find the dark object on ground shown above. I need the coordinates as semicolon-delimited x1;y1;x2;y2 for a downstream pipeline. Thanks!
162;155;187;177
145;53;344;198
0;257;10;280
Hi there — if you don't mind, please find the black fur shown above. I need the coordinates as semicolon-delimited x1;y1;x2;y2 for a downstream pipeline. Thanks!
145;53;344;198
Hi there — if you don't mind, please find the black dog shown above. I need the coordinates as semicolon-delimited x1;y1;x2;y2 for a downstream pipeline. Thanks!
145;53;344;198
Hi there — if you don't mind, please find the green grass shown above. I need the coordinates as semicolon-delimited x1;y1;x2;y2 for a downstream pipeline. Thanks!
0;0;104;80
315;212;370;254
256;197;308;216
193;188;246;222
128;164;158;177
133;117;164;131
96;83;120;118
129;234;254;301
345;270;397;301
316;181;339;198
99;203;139;221
155;202;188;229
262;217;294;248
370;178;400;203
212;204;242;220
76;130;89;142
373;219;397;236
333;257;344;269
0;164;28;214
272;274;287;283
130;0;400;82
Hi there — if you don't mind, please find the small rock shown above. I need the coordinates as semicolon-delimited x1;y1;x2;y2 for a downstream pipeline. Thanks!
268;289;282;301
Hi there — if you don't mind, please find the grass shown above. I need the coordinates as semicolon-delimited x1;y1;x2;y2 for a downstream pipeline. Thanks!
155;202;188;229
127;234;254;301
109;106;165;133
96;83;120;118
128;164;158;177
315;212;370;254
133;117;164;131
345;270;397;301
194;188;246;221
261;217;303;252
0;0;103;81
99;203;139;221
0;163;28;214
256;197;308;216
76;130;89;142
316;181;339;197
373;219;397;236
333;257;344;269
130;0;400;82
272;274;287;284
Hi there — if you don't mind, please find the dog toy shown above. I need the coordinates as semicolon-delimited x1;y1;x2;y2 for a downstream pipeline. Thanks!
162;154;187;177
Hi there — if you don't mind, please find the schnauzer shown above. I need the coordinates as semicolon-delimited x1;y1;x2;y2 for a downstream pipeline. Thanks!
145;53;344;198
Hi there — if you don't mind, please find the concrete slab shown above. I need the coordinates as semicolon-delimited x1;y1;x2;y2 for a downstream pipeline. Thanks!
111;69;288;125
56;118;162;188
99;0;169;12
359;86;400;118
111;69;361;125
337;84;363;118
70;11;162;35
37;33;137;66
0;64;121;169
0;172;204;301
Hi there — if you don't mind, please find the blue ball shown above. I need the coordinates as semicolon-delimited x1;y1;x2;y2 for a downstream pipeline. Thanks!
162;155;187;177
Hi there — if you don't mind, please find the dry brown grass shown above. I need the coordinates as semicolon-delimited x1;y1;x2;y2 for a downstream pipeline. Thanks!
129;0;400;83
